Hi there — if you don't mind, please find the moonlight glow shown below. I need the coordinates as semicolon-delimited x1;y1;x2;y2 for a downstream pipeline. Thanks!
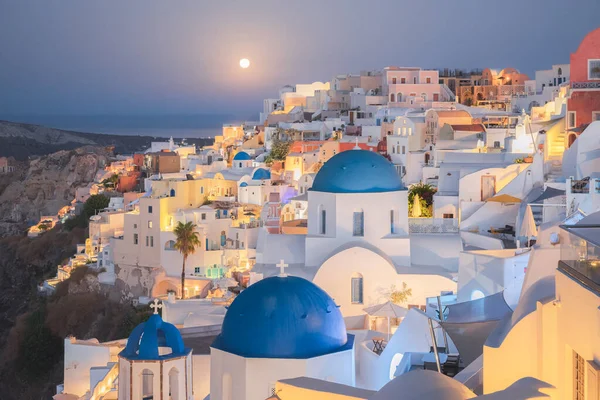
239;58;250;69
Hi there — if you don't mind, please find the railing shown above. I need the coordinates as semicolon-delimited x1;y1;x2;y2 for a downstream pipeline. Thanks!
89;362;119;400
558;260;600;295
409;218;459;234
571;82;600;89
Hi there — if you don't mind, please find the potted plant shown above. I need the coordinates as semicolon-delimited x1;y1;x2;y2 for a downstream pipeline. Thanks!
523;155;533;163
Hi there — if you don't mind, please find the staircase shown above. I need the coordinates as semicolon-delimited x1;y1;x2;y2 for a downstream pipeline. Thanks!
546;130;566;182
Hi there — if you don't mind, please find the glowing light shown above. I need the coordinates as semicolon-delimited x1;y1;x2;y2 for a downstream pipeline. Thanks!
239;58;250;69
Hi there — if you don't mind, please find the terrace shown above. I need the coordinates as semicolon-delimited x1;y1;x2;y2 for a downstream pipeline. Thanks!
559;224;600;295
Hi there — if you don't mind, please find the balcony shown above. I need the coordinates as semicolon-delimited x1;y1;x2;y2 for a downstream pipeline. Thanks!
571;82;600;89
409;218;459;234
559;225;600;295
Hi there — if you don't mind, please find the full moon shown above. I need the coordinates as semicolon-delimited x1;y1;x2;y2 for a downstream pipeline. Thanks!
239;58;250;69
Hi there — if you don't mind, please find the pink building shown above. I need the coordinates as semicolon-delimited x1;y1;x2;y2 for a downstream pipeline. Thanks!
383;67;454;105
567;27;600;146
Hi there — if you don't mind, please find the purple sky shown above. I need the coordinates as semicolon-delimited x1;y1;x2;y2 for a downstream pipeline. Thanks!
1;0;599;119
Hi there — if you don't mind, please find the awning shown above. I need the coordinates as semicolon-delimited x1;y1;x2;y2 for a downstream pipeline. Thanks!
487;194;521;203
440;292;513;366
530;186;565;203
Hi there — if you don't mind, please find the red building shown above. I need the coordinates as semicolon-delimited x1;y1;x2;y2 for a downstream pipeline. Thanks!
567;27;600;145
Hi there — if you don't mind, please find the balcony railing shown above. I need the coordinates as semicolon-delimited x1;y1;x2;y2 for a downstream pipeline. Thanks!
558;260;600;295
409;218;459;234
571;82;600;89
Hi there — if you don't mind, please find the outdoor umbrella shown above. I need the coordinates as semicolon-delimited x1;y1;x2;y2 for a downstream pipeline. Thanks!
364;301;409;340
520;205;538;246
412;194;422;217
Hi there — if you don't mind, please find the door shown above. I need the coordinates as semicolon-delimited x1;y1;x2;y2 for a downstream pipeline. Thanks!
481;175;496;201
433;93;439;101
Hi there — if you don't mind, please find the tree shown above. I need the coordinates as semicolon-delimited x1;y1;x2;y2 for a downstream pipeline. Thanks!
173;221;201;299
265;136;292;164
408;183;436;217
388;282;412;305
83;194;110;219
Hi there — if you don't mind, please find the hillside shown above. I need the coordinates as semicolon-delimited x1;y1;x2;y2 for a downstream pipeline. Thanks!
0;120;213;160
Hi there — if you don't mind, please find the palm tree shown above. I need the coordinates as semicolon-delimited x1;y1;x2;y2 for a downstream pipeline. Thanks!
174;221;201;299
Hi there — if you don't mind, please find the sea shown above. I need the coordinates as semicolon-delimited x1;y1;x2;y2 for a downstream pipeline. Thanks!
2;114;251;139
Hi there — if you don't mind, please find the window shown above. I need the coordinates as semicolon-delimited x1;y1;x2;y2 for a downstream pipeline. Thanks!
401;77;406;84
413;77;417;84
353;210;364;236
593;111;600;121
134;233;138;245
392;146;396;154
201;213;206;220
443;213;454;219
148;206;153;214
589;59;600;80
421;93;427;101
390;210;395;234
320;208;326;235
148;221;153;228
573;351;585;400
558;67;562;76
200;186;204;194
150;236;154;247
165;240;176;250
397;92;402;102
568;111;576;128
146;236;149;246
195;267;201;274
134;223;137;229
390;93;395;102
426;77;431;84
396;145;400;154
402;146;406;155
141;369;154;399
392;77;397;84
351;274;363;304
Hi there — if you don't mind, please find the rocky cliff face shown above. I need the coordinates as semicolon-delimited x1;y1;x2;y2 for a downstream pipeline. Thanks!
0;146;110;237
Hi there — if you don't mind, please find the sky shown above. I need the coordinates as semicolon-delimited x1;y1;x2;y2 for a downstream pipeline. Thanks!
1;0;599;122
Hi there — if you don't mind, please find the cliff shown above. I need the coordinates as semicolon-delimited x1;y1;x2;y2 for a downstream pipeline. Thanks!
0;147;110;237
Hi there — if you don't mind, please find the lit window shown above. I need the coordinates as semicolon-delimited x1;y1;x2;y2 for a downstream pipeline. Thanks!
351;275;363;304
353;211;364;237
148;221;153;228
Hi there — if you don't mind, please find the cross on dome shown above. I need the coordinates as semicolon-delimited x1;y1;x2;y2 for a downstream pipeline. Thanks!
277;259;288;277
150;298;163;314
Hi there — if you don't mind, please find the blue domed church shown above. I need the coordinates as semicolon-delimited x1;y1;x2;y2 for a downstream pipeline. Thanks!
210;275;355;400
118;314;193;399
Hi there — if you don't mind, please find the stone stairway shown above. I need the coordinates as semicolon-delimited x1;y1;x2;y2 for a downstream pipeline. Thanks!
546;131;565;182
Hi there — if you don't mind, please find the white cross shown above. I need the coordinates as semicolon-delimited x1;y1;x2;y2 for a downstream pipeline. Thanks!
277;259;288;277
150;298;163;315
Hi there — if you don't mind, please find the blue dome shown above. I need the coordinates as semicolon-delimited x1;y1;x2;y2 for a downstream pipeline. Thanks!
212;276;350;359
120;314;189;360
252;168;271;180
312;149;404;193
240;182;248;187
233;151;251;161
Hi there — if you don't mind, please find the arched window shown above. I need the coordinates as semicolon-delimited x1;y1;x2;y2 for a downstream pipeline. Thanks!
558;67;562;76
141;369;154;399
319;205;327;235
397;92;402;102
353;209;364;237
471;290;485;300
169;367;180;400
170;189;176;197
165;240;176;250
351;273;363;304
390;93;395;102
